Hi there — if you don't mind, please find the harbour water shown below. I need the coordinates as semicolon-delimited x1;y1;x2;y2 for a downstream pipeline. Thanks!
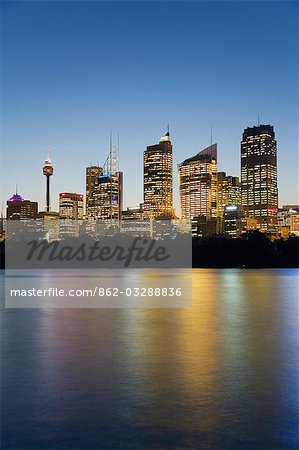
1;269;298;449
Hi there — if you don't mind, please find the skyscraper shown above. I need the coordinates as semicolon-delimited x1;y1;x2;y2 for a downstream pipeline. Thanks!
241;124;278;230
144;131;173;219
86;166;103;217
217;172;241;217
222;205;244;237
6;191;38;220
59;193;84;220
89;171;123;220
178;144;217;221
43;151;53;212
85;137;122;221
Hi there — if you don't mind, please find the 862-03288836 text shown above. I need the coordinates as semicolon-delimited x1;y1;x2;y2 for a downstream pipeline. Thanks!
9;286;184;298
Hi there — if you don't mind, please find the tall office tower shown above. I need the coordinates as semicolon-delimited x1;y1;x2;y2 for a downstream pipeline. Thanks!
241;124;278;231
178;144;217;221
144;131;173;219
89;172;123;220
43;151;54;212
86;166;103;216
222;205;244;237
86;138;122;220
59;193;84;219
6;191;38;220
217;172;241;217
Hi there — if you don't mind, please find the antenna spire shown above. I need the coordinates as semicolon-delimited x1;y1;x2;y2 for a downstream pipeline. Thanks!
210;124;213;147
258;114;260;126
109;131;112;175
16;183;18;195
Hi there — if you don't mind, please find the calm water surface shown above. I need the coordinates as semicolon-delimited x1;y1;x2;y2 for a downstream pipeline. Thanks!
1;269;298;449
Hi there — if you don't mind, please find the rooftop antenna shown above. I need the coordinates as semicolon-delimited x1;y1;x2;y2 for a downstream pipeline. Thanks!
117;133;120;169
109;131;112;220
210;124;213;147
258;114;260;126
109;131;113;175
16;183;18;195
167;123;170;135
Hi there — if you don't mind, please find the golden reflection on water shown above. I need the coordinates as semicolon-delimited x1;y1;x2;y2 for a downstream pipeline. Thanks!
2;269;298;449
115;271;223;432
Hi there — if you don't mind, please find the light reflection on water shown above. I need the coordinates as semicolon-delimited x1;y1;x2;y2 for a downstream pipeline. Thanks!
1;269;298;449
5;268;192;308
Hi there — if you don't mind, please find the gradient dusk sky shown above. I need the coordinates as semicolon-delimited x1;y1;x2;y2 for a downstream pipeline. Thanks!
1;1;298;213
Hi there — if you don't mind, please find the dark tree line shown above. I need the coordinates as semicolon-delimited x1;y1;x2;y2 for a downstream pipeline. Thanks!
192;231;299;268
0;231;298;269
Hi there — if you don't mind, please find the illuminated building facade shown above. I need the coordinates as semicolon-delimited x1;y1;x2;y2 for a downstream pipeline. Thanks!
144;131;173;219
86;166;103;217
122;204;145;220
241;125;278;231
277;205;299;227
6;192;38;220
290;214;299;236
277;205;299;237
38;211;59;220
242;217;259;231
59;193;84;219
89;172;123;220
178;144;217;221
223;204;244;237
217;172;241;217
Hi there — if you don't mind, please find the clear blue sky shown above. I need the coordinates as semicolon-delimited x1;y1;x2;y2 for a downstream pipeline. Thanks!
1;1;298;213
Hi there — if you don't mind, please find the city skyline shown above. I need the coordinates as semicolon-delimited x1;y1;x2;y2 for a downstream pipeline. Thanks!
1;3;298;450
1;1;297;212
4;120;298;237
1;122;297;216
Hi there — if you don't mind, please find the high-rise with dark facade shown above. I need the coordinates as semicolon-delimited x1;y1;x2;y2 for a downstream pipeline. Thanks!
86;166;103;217
89;171;123;220
241;125;278;230
6;192;38;220
144;131;173;219
222;204;244;237
86;138;122;221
